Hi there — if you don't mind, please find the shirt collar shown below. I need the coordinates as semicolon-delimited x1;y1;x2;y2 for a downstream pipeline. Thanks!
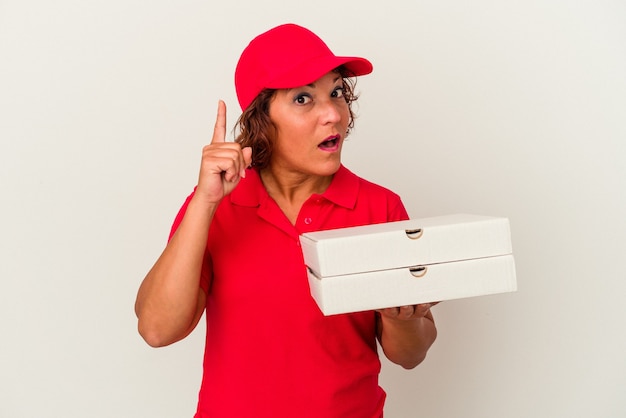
229;168;265;207
319;165;359;209
229;165;359;209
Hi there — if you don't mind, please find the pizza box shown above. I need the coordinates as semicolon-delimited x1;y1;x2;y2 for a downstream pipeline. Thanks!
300;214;517;315
307;254;517;315
299;214;513;278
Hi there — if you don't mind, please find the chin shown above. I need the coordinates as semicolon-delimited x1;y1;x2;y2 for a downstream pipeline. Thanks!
315;159;342;177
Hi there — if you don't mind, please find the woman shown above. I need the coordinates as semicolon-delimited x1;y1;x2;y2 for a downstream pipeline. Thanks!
135;23;437;418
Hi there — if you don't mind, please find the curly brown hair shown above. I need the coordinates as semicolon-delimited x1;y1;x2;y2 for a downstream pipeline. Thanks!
234;66;360;170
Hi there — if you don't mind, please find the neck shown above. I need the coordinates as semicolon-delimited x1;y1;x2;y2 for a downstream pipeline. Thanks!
259;166;334;224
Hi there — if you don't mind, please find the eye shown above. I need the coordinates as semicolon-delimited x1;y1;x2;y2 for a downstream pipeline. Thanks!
331;87;344;99
294;93;312;105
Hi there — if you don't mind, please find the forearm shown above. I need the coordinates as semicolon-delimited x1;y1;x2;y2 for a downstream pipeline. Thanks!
377;307;437;369
135;196;216;346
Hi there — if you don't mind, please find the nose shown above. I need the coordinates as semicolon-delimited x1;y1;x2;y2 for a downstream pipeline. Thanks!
319;99;342;125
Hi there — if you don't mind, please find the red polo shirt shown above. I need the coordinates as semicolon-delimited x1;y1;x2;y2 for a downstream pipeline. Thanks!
169;165;409;418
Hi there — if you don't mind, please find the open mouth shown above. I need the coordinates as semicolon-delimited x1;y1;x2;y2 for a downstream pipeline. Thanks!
318;135;340;150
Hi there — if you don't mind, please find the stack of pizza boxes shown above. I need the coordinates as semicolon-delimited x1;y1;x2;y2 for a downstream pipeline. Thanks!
300;214;517;315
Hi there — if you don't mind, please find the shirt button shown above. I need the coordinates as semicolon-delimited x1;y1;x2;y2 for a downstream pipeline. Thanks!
304;217;313;225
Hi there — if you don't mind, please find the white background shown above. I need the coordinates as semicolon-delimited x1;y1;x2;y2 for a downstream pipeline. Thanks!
1;1;625;417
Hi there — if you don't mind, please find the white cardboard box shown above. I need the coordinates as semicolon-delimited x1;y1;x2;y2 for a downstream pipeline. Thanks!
300;214;517;315
307;255;517;315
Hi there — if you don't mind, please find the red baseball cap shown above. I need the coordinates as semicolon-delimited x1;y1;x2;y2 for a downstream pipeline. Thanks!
235;23;373;111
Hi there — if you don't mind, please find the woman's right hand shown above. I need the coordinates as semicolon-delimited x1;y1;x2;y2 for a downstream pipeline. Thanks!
195;100;253;204
135;100;252;347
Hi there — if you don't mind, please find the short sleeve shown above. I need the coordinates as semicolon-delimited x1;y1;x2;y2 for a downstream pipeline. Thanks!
388;194;410;222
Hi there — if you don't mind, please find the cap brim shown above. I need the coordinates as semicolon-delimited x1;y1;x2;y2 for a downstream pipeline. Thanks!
266;55;373;90
338;56;373;78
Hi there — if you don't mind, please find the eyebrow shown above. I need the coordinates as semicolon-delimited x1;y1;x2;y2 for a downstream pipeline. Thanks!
285;75;343;95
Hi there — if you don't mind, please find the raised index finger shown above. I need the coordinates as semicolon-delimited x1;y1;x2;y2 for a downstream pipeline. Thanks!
211;100;227;144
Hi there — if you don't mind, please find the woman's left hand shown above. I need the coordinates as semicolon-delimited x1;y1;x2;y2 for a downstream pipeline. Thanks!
376;302;439;369
377;302;439;321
